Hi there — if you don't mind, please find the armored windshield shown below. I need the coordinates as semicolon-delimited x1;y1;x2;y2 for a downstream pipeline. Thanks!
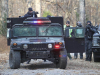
39;26;62;36
13;27;36;37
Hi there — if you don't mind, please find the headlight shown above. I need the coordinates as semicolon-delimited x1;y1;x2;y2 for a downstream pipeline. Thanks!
93;37;99;46
48;44;52;48
23;44;28;49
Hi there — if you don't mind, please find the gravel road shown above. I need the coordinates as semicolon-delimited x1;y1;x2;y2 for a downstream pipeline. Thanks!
0;53;100;75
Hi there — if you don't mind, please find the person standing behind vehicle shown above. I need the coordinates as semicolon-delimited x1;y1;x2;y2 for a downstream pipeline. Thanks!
64;21;72;60
85;21;97;61
74;21;83;59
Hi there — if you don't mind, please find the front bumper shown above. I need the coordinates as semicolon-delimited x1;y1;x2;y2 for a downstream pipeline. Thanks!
92;46;100;49
11;43;64;51
92;46;100;52
26;51;50;59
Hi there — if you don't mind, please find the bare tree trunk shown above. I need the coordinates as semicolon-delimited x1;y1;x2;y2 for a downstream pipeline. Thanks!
6;0;9;17
0;0;2;21
79;0;85;27
35;0;41;17
95;2;98;25
56;0;58;16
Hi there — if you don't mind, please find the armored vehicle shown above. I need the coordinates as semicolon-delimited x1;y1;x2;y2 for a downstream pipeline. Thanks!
7;13;87;69
7;17;67;69
92;33;100;62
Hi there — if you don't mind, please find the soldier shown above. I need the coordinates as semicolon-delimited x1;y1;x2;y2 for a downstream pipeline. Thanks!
74;21;83;59
85;21;97;61
64;21;72;60
24;7;37;18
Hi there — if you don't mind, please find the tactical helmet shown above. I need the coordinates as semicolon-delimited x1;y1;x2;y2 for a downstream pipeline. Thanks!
66;21;70;24
47;15;51;18
28;8;33;11
77;21;82;27
87;21;91;25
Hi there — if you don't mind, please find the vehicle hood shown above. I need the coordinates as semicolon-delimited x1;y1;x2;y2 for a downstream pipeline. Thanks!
11;37;64;44
93;33;100;37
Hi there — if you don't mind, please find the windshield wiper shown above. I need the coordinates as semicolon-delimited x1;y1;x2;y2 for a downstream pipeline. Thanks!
43;25;51;33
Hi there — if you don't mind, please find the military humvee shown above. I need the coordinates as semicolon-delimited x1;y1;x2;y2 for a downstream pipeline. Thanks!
7;17;67;69
7;12;87;69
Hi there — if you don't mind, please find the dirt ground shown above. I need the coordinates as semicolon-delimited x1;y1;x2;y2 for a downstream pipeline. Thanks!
0;35;10;53
0;53;100;75
0;36;100;75
0;35;9;68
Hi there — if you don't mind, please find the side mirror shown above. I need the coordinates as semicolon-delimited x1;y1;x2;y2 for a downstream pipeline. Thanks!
7;29;12;39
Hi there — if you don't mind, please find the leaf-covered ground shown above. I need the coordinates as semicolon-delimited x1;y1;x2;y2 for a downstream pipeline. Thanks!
0;53;100;75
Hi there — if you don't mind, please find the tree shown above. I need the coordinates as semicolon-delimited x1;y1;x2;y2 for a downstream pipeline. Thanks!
79;0;85;27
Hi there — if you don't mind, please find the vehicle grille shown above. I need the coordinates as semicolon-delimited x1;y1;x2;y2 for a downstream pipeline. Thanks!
28;44;47;50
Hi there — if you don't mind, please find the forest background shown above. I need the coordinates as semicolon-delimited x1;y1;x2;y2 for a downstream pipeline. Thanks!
0;0;100;36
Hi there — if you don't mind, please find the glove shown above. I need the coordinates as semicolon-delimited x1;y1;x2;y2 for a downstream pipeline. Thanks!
87;25;91;29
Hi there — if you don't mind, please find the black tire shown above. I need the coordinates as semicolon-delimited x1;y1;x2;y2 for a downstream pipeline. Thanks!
93;52;100;62
9;50;21;69
56;48;67;69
